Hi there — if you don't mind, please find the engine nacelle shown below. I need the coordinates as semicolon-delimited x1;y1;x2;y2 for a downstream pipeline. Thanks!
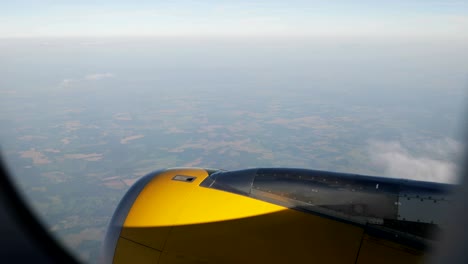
102;167;452;264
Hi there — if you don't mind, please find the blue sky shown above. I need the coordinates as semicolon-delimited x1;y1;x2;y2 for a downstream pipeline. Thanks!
1;1;468;38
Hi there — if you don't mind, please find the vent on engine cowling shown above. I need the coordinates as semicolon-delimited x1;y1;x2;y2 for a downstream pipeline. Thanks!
172;175;196;182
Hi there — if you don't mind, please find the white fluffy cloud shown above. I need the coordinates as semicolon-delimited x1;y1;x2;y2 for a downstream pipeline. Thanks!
368;138;463;183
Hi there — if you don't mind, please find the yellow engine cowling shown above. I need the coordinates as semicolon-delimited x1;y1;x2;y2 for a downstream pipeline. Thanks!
102;168;426;264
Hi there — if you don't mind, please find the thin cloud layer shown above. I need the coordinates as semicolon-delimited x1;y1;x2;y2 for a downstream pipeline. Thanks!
84;73;114;81
59;78;75;88
368;139;463;183
59;73;114;88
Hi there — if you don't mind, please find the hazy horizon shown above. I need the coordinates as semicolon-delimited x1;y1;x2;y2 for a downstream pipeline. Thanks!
2;36;466;181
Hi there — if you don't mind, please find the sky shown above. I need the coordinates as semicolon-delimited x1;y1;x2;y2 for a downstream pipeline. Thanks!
1;1;468;38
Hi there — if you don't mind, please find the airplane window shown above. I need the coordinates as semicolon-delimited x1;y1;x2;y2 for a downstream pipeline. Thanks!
1;1;467;263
